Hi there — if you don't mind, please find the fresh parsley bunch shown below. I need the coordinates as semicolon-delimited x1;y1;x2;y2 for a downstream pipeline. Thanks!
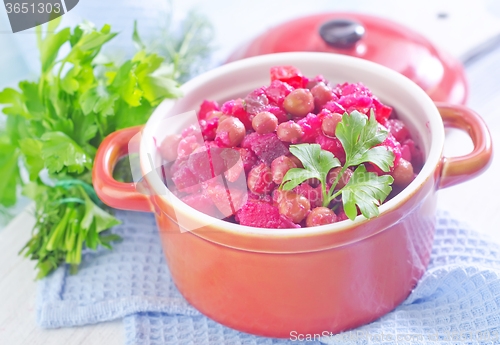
280;110;395;221
0;15;211;279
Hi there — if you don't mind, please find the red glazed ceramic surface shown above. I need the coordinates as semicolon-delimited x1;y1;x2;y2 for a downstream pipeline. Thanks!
93;53;491;338
227;13;468;105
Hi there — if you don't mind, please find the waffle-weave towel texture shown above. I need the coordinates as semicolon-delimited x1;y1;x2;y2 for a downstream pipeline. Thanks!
37;210;500;344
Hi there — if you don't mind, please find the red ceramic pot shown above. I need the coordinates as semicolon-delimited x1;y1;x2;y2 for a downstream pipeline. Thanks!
93;53;492;338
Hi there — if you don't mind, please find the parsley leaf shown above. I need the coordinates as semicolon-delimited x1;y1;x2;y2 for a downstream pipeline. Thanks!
341;165;394;220
281;168;317;191
286;110;396;222
0;89;24;116
336;110;395;172
132;21;146;51
37;27;71;72
281;144;340;191
19;139;44;180
2;14;213;278
0;143;20;207
41;132;93;174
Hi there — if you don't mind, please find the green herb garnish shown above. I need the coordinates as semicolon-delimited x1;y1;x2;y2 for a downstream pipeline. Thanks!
0;14;213;278
280;110;395;221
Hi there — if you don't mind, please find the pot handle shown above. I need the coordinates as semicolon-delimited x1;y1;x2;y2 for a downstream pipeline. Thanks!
92;125;153;212
436;102;493;189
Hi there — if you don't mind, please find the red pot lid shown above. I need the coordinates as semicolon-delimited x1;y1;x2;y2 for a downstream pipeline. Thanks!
227;13;468;104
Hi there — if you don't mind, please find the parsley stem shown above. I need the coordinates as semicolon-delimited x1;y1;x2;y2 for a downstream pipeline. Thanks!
321;178;328;208
46;206;72;251
324;164;349;207
331;189;343;200
57;60;67;80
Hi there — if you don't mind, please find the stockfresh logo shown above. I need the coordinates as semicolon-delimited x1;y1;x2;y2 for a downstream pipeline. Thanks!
3;0;79;33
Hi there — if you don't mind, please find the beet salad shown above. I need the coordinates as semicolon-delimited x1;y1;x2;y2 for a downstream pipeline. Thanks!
158;66;423;229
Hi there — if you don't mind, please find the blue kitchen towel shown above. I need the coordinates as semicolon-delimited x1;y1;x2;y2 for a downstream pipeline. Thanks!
37;211;201;327
37;210;500;344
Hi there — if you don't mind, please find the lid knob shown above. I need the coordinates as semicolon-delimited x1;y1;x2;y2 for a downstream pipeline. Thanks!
319;19;365;48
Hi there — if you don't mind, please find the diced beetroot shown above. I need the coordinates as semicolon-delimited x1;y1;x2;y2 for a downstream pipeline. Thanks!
336;208;349;221
185;145;244;185
261;194;273;204
401;139;424;169
338;82;373;97
170;154;188;176
270;65;307;89
386;119;410;143
331;85;343;98
248;191;273;204
181;184;202;195
302;77;310;88
172;164;200;193
400;144;412;162
337;94;372;109
265;80;294;107
177;135;200;157
206;183;247;217
328;82;392;125
181;192;217;216
323;101;345;115
237;202;299;229
224;156;244;183
244;87;269;115
263;105;288;123
278;214;301;229
221;99;252;129
317;108;332;120
240;134;252;150
209;147;242;178
296;113;323;143
235;147;258;172
199;117;218;141
338;95;373;115
198;100;219;120
204;140;221;149
238;202;278;228
214;130;230;147
315;134;346;165
187;146;213;182
384;132;402;165
181;124;201;138
294;183;323;208
371;98;392;125
306;74;328;89
241;132;289;165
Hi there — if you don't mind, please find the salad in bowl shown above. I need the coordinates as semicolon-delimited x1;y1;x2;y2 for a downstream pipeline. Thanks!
160;65;424;229
93;53;491;338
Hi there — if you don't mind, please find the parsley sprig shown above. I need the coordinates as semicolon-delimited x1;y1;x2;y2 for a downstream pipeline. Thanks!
0;14;213;278
280;110;395;221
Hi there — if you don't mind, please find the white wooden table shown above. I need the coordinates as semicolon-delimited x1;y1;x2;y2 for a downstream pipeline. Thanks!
1;0;500;344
